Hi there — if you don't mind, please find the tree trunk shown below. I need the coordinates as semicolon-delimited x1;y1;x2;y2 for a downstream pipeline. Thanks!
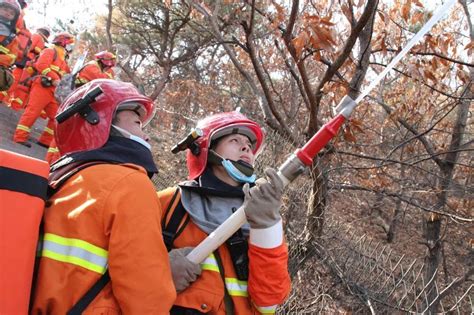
423;213;442;313
304;158;328;241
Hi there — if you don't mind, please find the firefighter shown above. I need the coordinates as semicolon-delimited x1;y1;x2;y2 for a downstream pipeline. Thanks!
159;112;291;314
30;79;176;315
0;0;30;103
74;50;116;87
0;0;21;93
8;27;50;110
12;32;73;147
45;50;117;164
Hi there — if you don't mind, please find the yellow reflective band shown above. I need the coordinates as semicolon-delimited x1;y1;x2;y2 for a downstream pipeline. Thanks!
50;65;60;71
75;77;88;85
201;253;219;272
13;97;23;105
0;45;10;54
1;91;7;97
106;72;113;78
41;233;108;274
42;249;107;274
44;127;54;135
48;147;59;153
41;68;51;76
35;46;42;54
16;124;31;132
44;233;108;257
225;278;248;297
256;305;277;314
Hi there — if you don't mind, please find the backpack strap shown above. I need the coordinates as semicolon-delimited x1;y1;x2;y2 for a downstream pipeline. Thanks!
0;32;16;49
161;188;190;252
66;271;110;315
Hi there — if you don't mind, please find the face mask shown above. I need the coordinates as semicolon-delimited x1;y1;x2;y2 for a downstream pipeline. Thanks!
221;159;256;184
65;43;74;53
112;125;152;151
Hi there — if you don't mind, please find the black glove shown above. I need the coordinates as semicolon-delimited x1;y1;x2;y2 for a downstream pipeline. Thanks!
41;76;53;87
169;247;202;292
243;168;284;229
0;67;13;91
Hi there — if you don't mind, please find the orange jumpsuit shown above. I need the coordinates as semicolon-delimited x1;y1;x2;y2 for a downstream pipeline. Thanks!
159;187;291;315
0;10;30;103
13;45;69;146
0;34;18;67
45;61;114;164
75;60;114;87
31;163;177;315
9;32;47;110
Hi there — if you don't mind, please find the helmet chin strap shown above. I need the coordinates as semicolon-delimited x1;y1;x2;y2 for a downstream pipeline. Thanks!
208;150;256;184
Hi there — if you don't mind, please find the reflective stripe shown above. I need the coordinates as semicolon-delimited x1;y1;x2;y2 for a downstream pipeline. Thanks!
44;127;54;135
50;65;66;77
40;233;108;274
41;68;51;75
225;278;248;297
12;97;23;105
0;45;10;54
1;91;7;97
106;72;113;78
16;124;31;132
201;253;219;272
256;305;277;314
75;77;88;85
34;46;42;54
47;146;59;153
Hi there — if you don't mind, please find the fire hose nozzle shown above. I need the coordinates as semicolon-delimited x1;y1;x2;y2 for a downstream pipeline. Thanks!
335;95;357;119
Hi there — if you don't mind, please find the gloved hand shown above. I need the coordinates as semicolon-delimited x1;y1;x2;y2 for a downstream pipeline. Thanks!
0;66;13;91
40;76;53;87
243;168;284;229
168;247;202;292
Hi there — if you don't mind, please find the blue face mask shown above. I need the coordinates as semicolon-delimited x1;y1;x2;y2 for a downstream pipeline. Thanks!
112;125;152;151
221;159;256;184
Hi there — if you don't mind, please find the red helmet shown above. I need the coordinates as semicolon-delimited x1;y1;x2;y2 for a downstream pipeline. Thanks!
55;79;155;155
52;32;75;47
0;0;20;27
186;112;264;180
95;50;116;67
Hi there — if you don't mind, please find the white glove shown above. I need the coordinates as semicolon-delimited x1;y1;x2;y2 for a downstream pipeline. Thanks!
243;168;284;229
169;247;202;292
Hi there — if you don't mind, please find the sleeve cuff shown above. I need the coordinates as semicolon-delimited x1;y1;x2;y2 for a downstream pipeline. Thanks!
249;219;283;249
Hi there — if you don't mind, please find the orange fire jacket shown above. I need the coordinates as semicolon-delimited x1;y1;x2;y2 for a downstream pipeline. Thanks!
158;187;291;315
34;45;70;82
31;164;177;315
28;32;47;60
14;14;31;65
0;35;19;67
75;60;114;86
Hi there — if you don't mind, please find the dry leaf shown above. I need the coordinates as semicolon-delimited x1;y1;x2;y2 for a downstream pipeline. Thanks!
343;126;357;143
423;70;437;83
401;0;412;21
291;31;309;59
464;40;474;55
